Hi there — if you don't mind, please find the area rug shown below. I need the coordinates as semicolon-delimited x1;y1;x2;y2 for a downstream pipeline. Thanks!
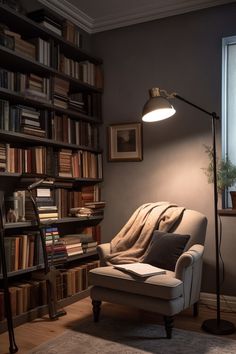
27;318;236;354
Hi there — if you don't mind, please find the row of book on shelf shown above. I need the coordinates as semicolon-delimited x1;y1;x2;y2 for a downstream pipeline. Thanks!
0;98;100;147
0;143;103;179
0;71;102;117
1;225;101;274
0;11;103;88
0;259;100;321
27;9;84;48
5;184;104;222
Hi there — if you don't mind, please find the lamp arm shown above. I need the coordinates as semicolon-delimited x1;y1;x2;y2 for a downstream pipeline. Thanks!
174;93;220;120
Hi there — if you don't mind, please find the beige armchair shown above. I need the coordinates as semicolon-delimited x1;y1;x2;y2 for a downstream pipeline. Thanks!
89;209;207;338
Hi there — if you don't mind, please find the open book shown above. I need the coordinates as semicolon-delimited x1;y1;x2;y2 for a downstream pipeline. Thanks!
113;263;166;277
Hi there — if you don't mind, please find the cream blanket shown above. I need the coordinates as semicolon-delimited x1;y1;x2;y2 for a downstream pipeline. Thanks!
105;202;185;265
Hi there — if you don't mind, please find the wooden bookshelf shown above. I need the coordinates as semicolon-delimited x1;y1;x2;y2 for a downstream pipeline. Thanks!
0;288;90;333
218;209;236;216
0;2;104;334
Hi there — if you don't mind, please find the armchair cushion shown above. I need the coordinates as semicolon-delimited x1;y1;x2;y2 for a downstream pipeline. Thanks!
89;266;183;300
143;231;190;271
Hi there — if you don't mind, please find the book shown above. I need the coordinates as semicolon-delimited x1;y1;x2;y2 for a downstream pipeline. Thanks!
113;263;166;277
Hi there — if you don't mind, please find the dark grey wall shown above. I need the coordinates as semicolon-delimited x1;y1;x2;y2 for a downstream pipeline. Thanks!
92;3;236;295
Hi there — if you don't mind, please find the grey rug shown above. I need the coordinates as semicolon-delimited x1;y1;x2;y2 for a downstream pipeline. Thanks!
28;318;236;354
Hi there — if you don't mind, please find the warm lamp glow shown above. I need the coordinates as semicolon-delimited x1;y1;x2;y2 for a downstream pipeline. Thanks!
142;87;176;122
142;107;176;122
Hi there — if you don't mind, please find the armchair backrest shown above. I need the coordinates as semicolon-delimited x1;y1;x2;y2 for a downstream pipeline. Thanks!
169;209;207;250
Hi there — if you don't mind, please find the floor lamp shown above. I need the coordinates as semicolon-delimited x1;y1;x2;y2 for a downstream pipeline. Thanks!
142;87;235;335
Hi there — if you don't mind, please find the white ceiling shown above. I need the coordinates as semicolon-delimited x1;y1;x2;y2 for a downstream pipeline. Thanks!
39;0;234;33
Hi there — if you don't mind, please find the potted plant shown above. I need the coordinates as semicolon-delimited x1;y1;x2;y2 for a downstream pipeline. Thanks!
203;145;236;209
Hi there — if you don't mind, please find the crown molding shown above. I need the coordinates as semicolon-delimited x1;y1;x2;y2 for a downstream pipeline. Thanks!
39;0;233;33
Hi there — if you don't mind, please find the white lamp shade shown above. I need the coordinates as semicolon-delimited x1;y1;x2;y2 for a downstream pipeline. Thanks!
142;96;176;122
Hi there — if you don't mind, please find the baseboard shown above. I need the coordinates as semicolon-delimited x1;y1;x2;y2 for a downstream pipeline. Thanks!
200;292;236;312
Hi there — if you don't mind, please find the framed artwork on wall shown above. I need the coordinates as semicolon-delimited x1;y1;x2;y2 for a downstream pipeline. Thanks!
108;122;142;161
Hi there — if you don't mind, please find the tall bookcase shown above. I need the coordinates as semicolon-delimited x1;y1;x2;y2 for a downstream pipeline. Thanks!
0;2;104;333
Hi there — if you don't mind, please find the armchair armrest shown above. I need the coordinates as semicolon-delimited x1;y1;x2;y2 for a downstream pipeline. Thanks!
97;243;111;266
175;244;204;307
175;244;204;280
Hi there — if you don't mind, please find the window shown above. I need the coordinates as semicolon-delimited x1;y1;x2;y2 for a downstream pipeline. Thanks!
222;36;236;207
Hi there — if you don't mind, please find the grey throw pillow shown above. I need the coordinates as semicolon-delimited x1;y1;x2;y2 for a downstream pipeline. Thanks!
143;231;190;271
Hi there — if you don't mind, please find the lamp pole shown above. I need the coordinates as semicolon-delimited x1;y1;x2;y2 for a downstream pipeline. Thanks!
175;94;235;334
143;88;235;335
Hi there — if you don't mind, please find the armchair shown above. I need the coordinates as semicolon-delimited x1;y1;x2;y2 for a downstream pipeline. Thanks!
89;208;207;338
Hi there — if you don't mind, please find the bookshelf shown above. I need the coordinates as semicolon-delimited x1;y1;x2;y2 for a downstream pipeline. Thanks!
0;1;104;336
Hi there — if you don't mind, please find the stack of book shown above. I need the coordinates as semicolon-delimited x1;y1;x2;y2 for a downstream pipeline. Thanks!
27;9;63;37
3;28;36;60
62;20;83;48
44;226;67;265
17;73;50;102
52;77;69;109
77;233;98;254
19;105;46;137
0;99;50;137
38;205;59;222
68;92;86;114
70;201;105;218
60;235;83;257
25;187;56;221
60;233;97;255
0;143;6;171
36;188;58;222
70;206;104;218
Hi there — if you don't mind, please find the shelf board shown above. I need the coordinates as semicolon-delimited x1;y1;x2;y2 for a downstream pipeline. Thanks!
0;129;101;152
0;87;101;123
3;215;103;230
67;250;97;262
0;46;102;93
53;216;103;225
0;264;44;279
218;209;236;216
0;288;90;333
0;173;103;194
0;4;102;64
4;221;36;229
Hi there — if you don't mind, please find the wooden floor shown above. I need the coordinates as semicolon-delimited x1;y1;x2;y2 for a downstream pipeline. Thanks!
0;297;236;354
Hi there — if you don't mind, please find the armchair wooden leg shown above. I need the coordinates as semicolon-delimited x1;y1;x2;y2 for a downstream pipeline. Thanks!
164;316;174;339
193;302;199;317
92;300;101;322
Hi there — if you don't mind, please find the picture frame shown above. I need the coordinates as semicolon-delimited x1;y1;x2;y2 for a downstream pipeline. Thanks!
108;122;142;161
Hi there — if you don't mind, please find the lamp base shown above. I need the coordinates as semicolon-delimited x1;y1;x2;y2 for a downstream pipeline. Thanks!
202;319;235;335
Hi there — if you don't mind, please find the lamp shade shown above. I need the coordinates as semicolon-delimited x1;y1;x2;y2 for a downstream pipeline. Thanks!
142;88;176;122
